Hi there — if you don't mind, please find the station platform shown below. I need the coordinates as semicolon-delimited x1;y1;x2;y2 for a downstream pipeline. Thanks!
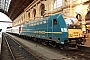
7;33;72;60
83;38;90;47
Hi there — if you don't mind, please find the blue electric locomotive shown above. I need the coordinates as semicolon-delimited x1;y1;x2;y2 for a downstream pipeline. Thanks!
20;14;68;45
9;14;85;49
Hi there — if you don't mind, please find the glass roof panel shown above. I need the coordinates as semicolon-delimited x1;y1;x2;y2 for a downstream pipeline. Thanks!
0;0;11;12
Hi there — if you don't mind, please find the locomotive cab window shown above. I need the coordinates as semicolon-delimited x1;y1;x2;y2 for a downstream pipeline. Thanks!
53;19;57;25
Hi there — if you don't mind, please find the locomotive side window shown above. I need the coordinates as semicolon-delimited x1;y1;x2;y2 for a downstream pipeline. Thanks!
37;22;39;25
31;24;33;26
43;20;46;24
53;19;57;25
29;24;31;26
40;21;42;24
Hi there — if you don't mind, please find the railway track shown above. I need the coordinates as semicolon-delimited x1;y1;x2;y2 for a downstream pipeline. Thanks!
1;33;38;60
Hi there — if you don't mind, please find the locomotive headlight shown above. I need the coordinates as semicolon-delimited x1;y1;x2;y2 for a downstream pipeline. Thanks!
79;34;84;37
69;34;73;37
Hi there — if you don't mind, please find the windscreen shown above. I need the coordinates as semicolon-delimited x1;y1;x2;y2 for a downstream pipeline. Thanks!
65;17;81;29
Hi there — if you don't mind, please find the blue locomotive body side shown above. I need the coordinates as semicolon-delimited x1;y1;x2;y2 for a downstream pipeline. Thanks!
20;14;68;44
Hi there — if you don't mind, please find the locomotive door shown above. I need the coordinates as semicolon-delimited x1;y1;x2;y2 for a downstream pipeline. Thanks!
47;18;58;39
47;18;55;38
52;19;57;37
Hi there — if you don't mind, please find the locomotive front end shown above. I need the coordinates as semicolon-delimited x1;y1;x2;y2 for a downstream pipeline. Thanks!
68;25;85;45
64;17;86;49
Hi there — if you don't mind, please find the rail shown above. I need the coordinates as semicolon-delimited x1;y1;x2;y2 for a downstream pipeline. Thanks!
4;35;16;60
2;33;38;60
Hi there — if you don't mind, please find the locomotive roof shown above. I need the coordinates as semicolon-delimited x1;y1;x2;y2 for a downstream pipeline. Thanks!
28;17;49;24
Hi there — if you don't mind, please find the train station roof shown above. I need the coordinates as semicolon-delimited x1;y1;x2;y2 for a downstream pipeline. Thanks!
0;0;33;21
0;0;11;15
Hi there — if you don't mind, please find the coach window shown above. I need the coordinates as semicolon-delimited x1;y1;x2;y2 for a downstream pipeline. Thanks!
53;19;57;25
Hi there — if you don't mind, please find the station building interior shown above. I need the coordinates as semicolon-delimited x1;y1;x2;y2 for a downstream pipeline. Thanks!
0;0;90;60
0;0;90;37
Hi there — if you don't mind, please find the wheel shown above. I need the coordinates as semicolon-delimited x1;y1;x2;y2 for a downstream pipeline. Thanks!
51;42;56;47
38;39;41;42
42;40;47;45
33;38;37;41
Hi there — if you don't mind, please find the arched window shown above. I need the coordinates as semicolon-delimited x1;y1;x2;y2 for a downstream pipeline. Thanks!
85;10;90;20
41;4;45;16
54;0;62;9
39;4;45;16
33;9;36;18
28;12;30;18
76;13;82;21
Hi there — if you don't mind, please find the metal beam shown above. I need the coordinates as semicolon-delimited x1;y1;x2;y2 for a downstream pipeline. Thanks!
0;21;12;23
